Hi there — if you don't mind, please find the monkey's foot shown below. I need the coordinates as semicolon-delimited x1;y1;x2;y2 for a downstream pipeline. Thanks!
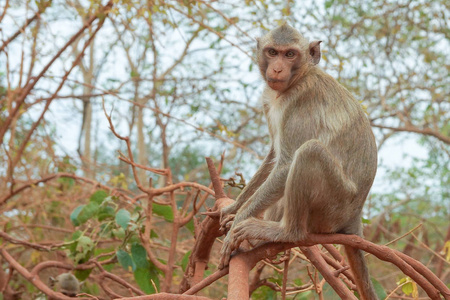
219;232;236;269
219;218;274;269
230;218;273;248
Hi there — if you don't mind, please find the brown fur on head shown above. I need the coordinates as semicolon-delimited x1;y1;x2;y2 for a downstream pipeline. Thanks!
256;24;322;93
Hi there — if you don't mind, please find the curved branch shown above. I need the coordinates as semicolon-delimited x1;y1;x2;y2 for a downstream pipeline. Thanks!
0;249;90;300
0;172;133;207
182;234;449;299
300;246;357;299
116;293;212;299
234;235;449;300
371;123;450;145
0;231;51;251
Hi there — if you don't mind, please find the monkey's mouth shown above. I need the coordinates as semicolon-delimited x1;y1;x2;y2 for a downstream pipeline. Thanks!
268;79;288;92
267;78;287;83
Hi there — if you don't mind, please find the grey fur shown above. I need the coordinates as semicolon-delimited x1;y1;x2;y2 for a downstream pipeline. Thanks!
220;25;379;300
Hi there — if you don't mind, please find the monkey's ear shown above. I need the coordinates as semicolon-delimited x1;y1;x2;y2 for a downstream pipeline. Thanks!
309;41;322;65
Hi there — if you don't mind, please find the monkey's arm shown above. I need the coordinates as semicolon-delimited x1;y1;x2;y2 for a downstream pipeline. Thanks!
221;147;276;216
219;161;290;269
233;160;289;222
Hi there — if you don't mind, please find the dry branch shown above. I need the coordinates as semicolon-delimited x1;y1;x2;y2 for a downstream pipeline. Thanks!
115;293;211;300
0;249;90;300
0;4;48;52
0;172;133;208
300;246;357;299
225;235;450;300
179;158;450;300
179;157;234;293
0;0;113;144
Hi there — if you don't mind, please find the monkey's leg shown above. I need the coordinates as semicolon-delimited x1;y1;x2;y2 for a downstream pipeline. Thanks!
232;139;358;246
221;199;283;234
282;139;359;237
231;217;286;250
286;140;376;299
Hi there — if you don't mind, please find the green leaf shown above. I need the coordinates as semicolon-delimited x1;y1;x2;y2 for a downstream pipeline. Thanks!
70;205;85;226
251;285;277;299
130;70;139;78
66;231;82;253
70;230;83;241
98;206;115;221
77;202;100;224
181;251;191;272
362;217;371;224
116;209;131;230
325;0;334;9
397;277;408;285
112;227;125;239
133;268;155;294
57;177;75;189
372;278;387;299
152;203;173;222
70;236;94;264
131;243;149;268
117;250;136;272
185;219;194;233
90;190;108;204
150;230;158;238
402;282;413;295
74;269;92;281
76;236;94;255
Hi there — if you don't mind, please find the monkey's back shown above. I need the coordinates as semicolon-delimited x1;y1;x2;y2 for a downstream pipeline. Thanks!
278;67;377;232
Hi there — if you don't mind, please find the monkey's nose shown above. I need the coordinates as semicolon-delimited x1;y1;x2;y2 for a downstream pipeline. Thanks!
273;68;282;74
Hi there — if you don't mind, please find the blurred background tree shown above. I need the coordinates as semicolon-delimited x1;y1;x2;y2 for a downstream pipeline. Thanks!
0;0;448;299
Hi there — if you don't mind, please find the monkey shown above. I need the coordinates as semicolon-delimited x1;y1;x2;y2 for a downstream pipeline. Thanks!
50;273;80;297
219;24;378;300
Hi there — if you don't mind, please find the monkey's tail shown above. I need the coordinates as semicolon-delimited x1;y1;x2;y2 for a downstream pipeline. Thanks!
344;245;378;300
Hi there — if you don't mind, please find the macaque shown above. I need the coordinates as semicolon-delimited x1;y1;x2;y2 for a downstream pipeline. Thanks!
50;273;80;297
220;24;378;300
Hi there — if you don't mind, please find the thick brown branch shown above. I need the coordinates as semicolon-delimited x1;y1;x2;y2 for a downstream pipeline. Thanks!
205;157;226;199
185;233;449;299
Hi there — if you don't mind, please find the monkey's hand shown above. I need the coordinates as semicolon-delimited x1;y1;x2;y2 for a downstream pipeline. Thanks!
218;214;249;269
219;214;235;233
219;202;239;233
219;217;269;268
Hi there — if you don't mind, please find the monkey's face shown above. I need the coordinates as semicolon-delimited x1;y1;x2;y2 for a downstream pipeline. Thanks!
262;46;302;93
257;25;322;93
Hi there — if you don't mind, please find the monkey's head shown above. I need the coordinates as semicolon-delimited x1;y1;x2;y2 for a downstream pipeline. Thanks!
257;24;322;93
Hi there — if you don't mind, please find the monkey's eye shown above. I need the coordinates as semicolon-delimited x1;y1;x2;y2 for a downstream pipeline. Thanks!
267;49;278;56
285;51;296;58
